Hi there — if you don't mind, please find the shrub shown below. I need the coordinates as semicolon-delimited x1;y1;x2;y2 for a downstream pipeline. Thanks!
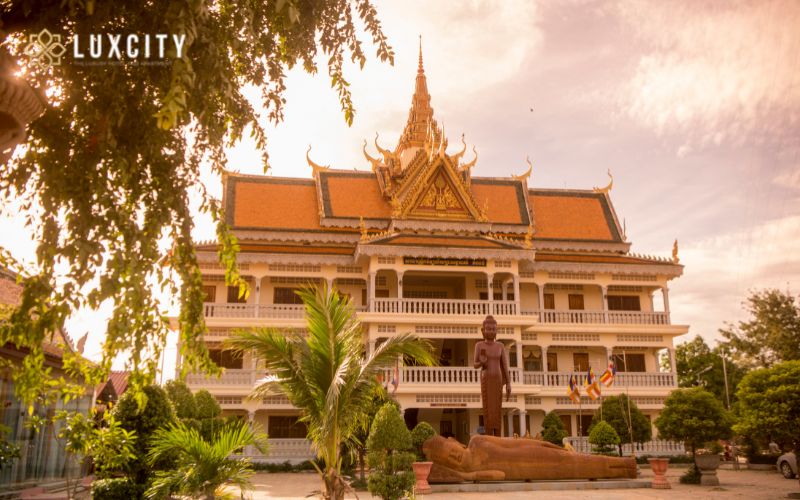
164;380;197;420
591;395;652;456
679;464;701;484
541;411;567;446
410;422;436;461
589;421;620;456
92;478;146;500
366;404;415;500
194;389;221;419
655;387;733;457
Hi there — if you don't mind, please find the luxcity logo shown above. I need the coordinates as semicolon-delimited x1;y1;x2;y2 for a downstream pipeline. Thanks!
23;29;187;70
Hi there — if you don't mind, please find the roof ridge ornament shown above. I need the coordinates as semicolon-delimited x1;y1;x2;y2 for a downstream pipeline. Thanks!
593;169;613;193
375;132;398;164
363;140;382;172
672;239;680;263
306;145;330;174
451;133;468;163
512;156;533;183
461;145;478;172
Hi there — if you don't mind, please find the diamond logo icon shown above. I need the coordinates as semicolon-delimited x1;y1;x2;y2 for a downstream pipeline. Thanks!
24;29;67;70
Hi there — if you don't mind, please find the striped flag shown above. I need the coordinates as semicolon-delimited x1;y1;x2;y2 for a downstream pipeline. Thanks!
585;367;601;400
600;360;616;387
567;374;580;403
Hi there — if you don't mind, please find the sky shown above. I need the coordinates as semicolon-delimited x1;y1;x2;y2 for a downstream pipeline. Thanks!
1;0;799;369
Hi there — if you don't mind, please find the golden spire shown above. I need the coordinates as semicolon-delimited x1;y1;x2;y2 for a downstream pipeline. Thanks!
359;217;368;241
396;35;435;155
593;169;613;194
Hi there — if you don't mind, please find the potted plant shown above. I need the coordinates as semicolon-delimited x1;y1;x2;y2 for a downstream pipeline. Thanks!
410;422;437;494
647;457;671;489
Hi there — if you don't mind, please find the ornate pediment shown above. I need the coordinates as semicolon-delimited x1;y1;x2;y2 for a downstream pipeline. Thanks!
397;157;486;221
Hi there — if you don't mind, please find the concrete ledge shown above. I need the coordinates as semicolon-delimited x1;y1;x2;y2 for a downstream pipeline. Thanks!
430;479;651;493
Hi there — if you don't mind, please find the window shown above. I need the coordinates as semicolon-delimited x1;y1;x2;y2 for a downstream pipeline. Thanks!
361;289;367;305
208;349;243;369
227;285;247;303
202;285;216;303
274;287;303;304
479;292;504;301
547;352;558;371
612;353;646;372
568;294;584;310
268;416;307;439
608;295;641;311
543;293;555;309
572;353;589;372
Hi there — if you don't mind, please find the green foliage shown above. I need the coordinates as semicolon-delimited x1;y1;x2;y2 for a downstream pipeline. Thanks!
225;285;434;500
589;420;620;456
366;404;415;500
145;420;267;500
194;389;222;419
541;411;567;446
108;385;176;483
733;360;800;449
350;386;395;483
92;478;146;500
164;380;197;420
0;0;395;406
591;395;652;455
655;387;733;455
675;335;747;404
251;460;317;472
679;464;701;484
410;422;436;461
720;289;800;368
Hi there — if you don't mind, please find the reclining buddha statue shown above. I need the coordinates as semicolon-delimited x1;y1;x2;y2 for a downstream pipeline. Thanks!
422;434;637;482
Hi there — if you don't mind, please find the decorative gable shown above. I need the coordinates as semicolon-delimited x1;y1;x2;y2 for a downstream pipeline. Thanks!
398;157;486;221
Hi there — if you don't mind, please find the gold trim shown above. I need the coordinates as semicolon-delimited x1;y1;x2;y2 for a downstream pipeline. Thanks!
363;140;382;172
512;155;533;182
306;145;330;174
593;169;613;193
672;239;679;263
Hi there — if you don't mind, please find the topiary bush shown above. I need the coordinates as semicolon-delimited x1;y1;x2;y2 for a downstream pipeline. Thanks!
92;478;146;500
589;421;620;456
194;389;222;419
164;380;197;420
410;422;436;461
366;403;415;500
541;411;567;446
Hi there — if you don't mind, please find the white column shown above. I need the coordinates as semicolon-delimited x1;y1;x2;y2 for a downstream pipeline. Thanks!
368;272;376;311
519;409;527;436
515;341;523;369
601;285;609;323
397;271;404;299
486;272;494;315
513;275;520;313
506;411;514;437
326;277;334;292
605;346;613;364
254;276;262;318
542;345;549;373
537;283;546;310
662;286;671;314
668;347;676;374
368;340;376;356
502;279;509;301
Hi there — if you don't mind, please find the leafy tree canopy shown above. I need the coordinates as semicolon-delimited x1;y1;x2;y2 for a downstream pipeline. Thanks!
588;420;620;456
541;410;567;446
164;379;197;420
0;0;394;405
590;394;651;455
194;389;221;419
733;360;800;450
655;387;733;455
720;288;800;368
675;335;747;405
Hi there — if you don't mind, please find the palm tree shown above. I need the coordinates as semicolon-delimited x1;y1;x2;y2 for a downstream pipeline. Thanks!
226;285;435;500
145;420;268;500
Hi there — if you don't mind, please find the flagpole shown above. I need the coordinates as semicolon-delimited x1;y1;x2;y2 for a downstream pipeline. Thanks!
623;350;635;459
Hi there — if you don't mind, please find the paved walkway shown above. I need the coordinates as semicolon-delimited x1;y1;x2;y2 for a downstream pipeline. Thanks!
246;469;799;499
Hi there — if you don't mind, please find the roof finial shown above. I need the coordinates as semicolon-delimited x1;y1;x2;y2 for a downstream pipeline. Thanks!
418;35;424;73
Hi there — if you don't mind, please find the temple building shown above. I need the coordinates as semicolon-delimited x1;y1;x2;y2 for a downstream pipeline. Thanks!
182;48;688;460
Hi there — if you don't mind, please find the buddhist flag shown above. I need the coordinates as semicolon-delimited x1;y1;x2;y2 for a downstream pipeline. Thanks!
600;360;616;387
567;374;580;403
585;367;601;400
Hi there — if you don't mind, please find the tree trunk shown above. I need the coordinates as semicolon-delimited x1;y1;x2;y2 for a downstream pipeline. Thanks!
359;449;365;482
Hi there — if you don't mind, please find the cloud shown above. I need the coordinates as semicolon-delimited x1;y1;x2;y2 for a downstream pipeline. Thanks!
670;214;800;343
615;0;800;151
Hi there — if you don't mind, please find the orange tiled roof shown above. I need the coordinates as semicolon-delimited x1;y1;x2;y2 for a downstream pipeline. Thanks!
227;177;321;230
471;179;530;225
321;172;392;219
530;190;621;242
536;253;664;265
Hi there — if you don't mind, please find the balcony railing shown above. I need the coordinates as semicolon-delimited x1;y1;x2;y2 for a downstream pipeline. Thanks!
522;309;670;325
237;438;314;463
565;437;685;456
371;298;517;316
540;371;676;387
186;369;256;386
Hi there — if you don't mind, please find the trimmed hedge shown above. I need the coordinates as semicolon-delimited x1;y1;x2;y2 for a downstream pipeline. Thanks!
636;455;694;464
252;460;317;472
92;478;146;500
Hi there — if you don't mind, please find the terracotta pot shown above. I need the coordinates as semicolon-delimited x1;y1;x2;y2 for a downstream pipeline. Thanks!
695;454;721;486
647;457;671;489
412;461;433;494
